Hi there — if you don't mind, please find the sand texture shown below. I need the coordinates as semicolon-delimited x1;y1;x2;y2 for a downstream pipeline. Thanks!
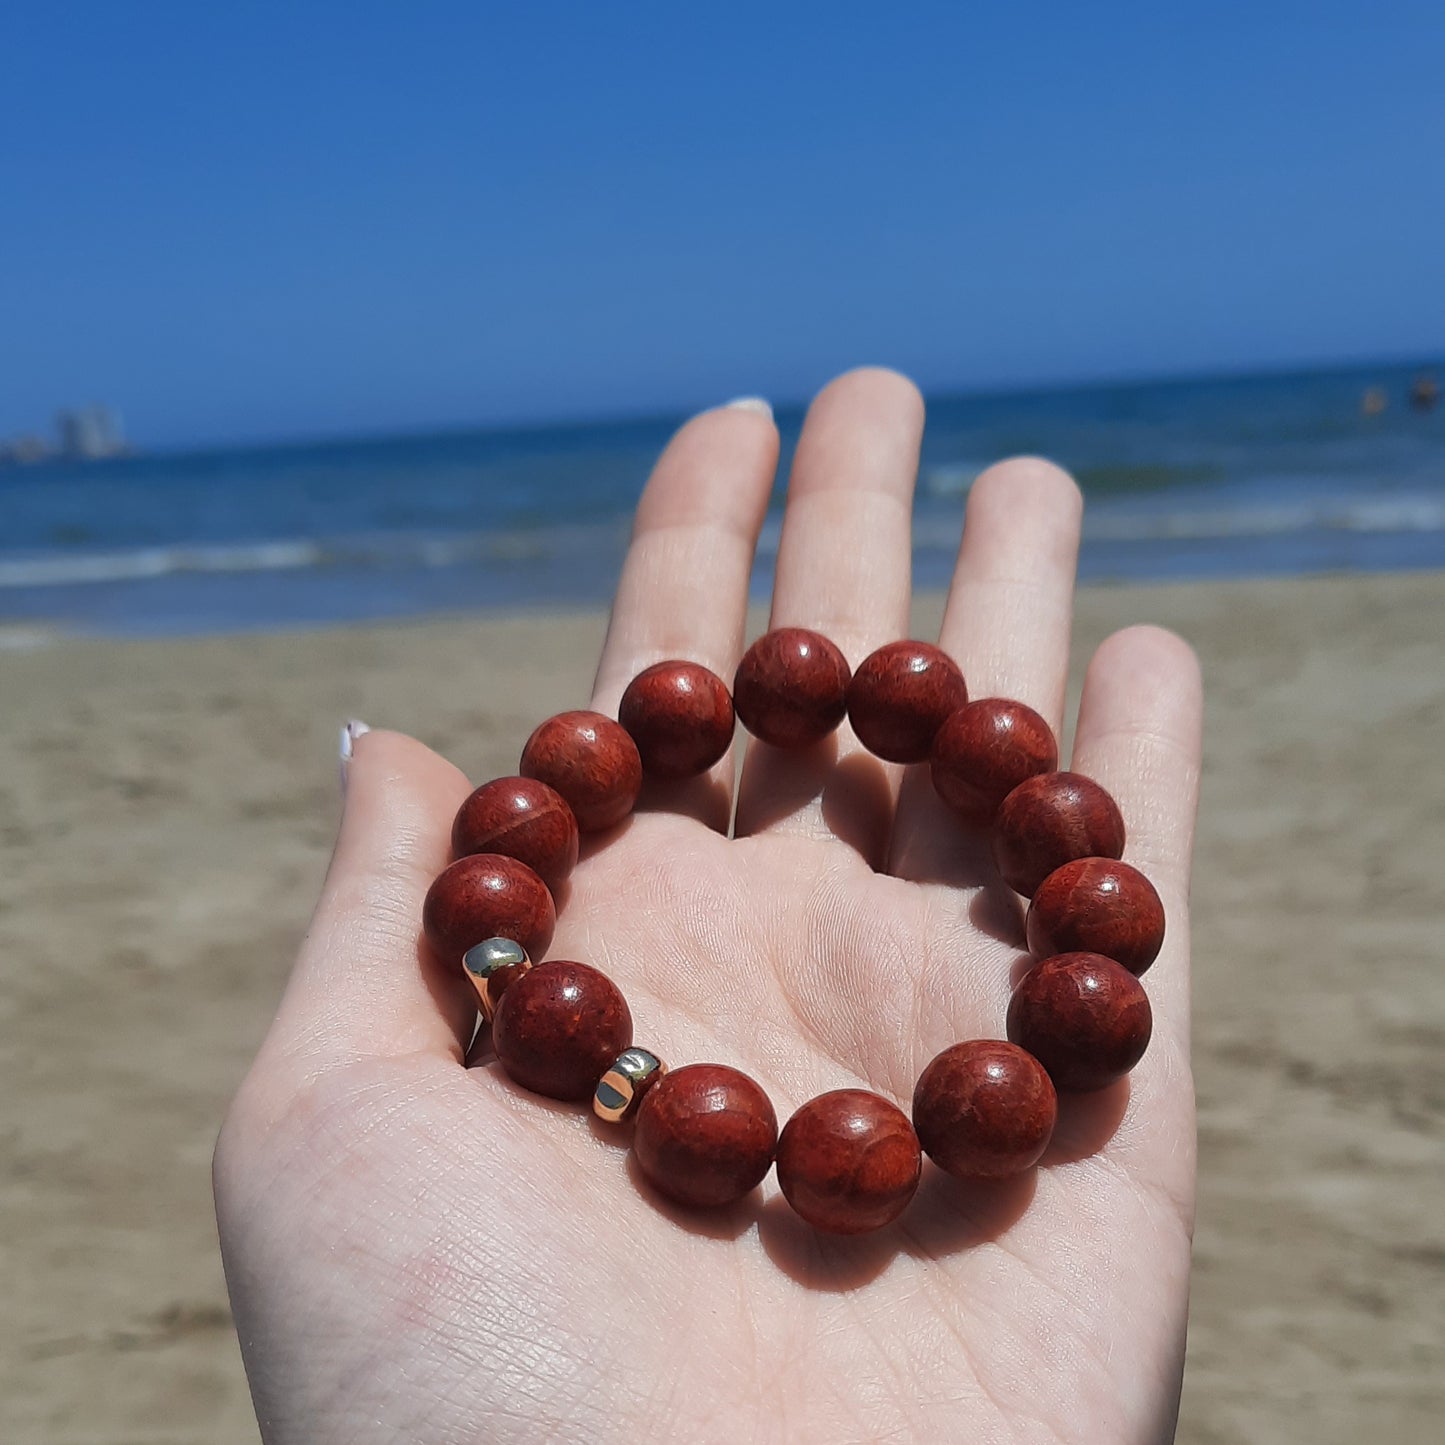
2;572;1442;1443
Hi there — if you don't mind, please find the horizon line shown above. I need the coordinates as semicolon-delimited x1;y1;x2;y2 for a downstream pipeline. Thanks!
15;347;1444;465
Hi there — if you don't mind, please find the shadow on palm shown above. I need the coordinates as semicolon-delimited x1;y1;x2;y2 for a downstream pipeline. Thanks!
458;792;1132;1283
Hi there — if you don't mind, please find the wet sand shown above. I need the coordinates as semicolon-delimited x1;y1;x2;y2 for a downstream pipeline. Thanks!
2;571;1442;1442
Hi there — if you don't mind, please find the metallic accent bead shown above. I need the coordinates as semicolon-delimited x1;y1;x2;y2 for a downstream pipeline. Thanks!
462;937;532;1020
593;1047;667;1123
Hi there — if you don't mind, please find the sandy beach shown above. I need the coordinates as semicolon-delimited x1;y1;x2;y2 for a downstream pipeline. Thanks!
3;570;1442;1444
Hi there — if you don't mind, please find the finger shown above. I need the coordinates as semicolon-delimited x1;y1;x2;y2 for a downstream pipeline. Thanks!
889;457;1083;882
734;368;922;864
261;725;476;1070
590;400;779;828
1069;626;1203;1184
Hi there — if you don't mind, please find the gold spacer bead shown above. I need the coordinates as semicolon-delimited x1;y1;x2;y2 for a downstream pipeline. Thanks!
462;937;532;1021
593;1047;668;1123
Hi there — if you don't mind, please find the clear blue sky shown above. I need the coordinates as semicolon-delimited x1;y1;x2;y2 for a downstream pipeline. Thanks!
2;2;1441;449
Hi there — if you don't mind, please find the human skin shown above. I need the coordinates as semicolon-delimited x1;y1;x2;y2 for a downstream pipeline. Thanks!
214;369;1203;1444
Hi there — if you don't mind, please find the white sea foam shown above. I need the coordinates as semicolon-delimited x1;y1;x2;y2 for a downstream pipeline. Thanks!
908;492;1445;552
0;539;322;587
1083;495;1445;542
0;524;627;589
0;625;60;650
921;462;987;496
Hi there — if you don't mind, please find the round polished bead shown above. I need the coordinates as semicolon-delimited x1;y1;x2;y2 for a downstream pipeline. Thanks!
912;1040;1057;1179
519;710;643;832
593;1047;668;1123
462;937;532;1021
846;641;968;763
618;660;735;779
930;698;1059;821
991;771;1126;897
451;776;579;892
632;1063;778;1209
732;628;851;748
1027;857;1166;976
775;1089;922;1234
1007;952;1152;1092
422;854;556;965
492;960;633;1101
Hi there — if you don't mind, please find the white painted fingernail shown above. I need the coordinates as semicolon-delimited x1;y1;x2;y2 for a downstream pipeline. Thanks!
339;719;371;794
724;396;773;419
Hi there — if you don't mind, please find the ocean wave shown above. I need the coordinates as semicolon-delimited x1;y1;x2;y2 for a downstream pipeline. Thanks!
3;493;1445;590
0;539;324;587
1083;495;1445;543
911;492;1445;551
920;462;987;496
0;524;627;589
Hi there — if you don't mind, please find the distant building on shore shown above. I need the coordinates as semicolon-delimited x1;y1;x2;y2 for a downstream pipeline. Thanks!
56;404;128;459
0;433;52;466
0;403;134;467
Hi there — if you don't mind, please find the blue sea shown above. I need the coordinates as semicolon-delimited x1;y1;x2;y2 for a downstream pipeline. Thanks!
2;361;1443;637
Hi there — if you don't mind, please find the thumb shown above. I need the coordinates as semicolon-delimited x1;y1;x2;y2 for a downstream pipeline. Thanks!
264;722;476;1072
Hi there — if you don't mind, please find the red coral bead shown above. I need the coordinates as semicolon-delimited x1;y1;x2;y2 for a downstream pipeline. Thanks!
846;641;968;763
632;1064;778;1209
1027;858;1166;976
520;710;643;832
1007;952;1152;1092
451;776;580;893
992;771;1126;897
491;960;633;1101
912;1040;1057;1179
775;1089;921;1234
422;853;556;964
930;698;1059;821
732;628;851;748
618;660;736;779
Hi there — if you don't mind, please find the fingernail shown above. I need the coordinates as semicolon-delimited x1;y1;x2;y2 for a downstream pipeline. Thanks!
339;719;371;794
724;396;773;419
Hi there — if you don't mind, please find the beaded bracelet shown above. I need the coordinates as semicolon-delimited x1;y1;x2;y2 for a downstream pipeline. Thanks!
421;630;1164;1236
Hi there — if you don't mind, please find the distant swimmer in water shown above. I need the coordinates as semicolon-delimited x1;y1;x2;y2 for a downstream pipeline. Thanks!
1361;386;1388;416
1410;372;1439;412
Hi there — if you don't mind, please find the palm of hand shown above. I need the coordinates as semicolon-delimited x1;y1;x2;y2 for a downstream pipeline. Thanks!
216;373;1201;1444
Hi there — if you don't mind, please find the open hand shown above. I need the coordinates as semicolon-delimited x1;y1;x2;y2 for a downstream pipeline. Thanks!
215;369;1203;1443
